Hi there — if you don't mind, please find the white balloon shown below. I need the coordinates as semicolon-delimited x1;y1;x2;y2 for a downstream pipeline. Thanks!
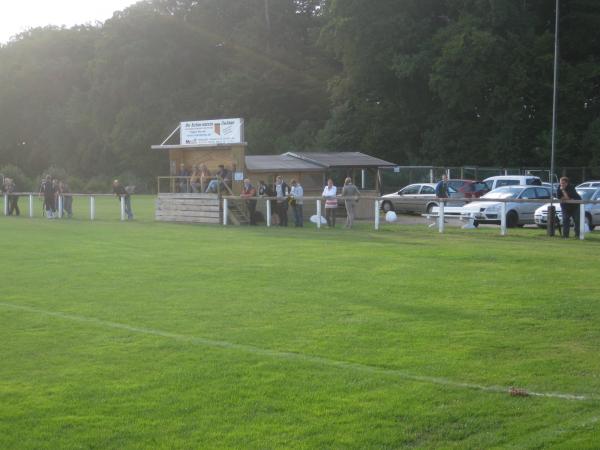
385;211;397;222
310;215;327;224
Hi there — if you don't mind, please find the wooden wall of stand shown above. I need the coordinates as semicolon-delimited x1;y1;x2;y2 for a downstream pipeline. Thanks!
155;193;221;224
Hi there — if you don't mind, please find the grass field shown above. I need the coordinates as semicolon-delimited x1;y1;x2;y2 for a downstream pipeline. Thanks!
1;195;600;448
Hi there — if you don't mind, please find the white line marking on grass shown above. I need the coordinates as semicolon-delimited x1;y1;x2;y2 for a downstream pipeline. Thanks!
1;302;598;402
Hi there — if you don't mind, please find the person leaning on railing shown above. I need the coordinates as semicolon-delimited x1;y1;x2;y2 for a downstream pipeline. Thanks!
112;179;134;220
240;178;257;225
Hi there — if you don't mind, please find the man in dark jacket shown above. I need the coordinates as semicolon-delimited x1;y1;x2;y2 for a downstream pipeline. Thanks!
113;179;134;220
557;176;582;238
435;174;449;199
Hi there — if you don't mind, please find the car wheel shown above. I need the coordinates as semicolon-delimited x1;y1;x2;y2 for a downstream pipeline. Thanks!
426;203;437;214
381;201;393;213
537;224;546;229
506;210;519;228
473;220;479;228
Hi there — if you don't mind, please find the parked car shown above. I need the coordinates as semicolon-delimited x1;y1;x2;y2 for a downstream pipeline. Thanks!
541;182;558;196
380;183;460;214
447;179;490;198
483;175;542;191
576;180;600;188
458;185;552;227
534;187;600;230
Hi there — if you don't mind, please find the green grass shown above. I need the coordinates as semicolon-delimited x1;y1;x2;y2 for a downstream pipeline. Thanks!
1;196;600;449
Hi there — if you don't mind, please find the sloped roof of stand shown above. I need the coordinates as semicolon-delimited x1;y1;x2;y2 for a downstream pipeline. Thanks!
245;152;396;172
285;152;396;168
245;154;323;172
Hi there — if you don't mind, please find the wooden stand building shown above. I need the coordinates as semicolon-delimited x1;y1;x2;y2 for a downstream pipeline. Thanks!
152;119;396;224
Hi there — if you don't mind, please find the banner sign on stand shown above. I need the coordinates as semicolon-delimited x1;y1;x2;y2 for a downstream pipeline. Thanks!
180;118;244;145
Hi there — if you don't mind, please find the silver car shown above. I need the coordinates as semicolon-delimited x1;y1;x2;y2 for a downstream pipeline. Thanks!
381;183;459;214
534;187;600;230
459;185;552;227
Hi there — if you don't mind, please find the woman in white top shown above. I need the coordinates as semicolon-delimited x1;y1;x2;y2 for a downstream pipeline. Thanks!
322;178;338;227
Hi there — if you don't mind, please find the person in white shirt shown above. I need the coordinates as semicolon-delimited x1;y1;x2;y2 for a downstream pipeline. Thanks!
290;179;304;227
322;178;338;227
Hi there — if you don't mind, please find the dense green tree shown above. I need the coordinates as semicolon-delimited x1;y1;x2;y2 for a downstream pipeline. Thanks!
1;0;599;188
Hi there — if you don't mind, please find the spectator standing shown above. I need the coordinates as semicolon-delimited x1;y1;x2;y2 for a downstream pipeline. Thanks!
199;164;212;192
113;179;134;220
274;175;289;226
557;176;582;238
41;175;57;219
190;165;202;193
59;181;73;218
290;179;304;227
341;177;360;228
178;163;190;193
435;173;449;200
322;178;338;227
3;178;20;216
240;178;257;225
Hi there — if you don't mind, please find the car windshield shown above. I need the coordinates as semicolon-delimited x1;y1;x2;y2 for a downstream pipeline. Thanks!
481;187;520;199
577;189;596;201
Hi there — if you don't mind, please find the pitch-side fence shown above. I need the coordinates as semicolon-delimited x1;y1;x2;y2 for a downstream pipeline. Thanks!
2;193;131;221
3;193;598;240
223;195;600;241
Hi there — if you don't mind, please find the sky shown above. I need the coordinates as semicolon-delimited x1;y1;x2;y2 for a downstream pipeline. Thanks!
0;0;140;44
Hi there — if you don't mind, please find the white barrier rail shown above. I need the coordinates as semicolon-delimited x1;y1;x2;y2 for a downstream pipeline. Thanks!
223;195;600;240
2;192;118;221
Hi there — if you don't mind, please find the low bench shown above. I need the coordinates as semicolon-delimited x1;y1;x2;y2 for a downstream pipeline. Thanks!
421;208;477;229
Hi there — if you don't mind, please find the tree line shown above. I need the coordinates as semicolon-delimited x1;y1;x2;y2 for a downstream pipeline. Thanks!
1;0;599;191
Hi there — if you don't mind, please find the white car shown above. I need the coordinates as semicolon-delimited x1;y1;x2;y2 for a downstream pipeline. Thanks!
458;185;552;227
577;180;600;188
483;175;542;191
534;187;600;230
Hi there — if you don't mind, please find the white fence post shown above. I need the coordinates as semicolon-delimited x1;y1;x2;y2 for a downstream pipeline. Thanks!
90;196;95;221
438;201;445;233
266;198;271;227
316;199;322;229
223;198;228;225
58;195;63;219
374;200;380;230
29;194;34;218
3;194;7;216
500;202;507;236
579;203;585;240
120;196;126;221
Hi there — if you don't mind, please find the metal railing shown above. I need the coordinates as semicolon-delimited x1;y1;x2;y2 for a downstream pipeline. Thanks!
2;192;131;221
157;176;233;195
222;195;600;240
